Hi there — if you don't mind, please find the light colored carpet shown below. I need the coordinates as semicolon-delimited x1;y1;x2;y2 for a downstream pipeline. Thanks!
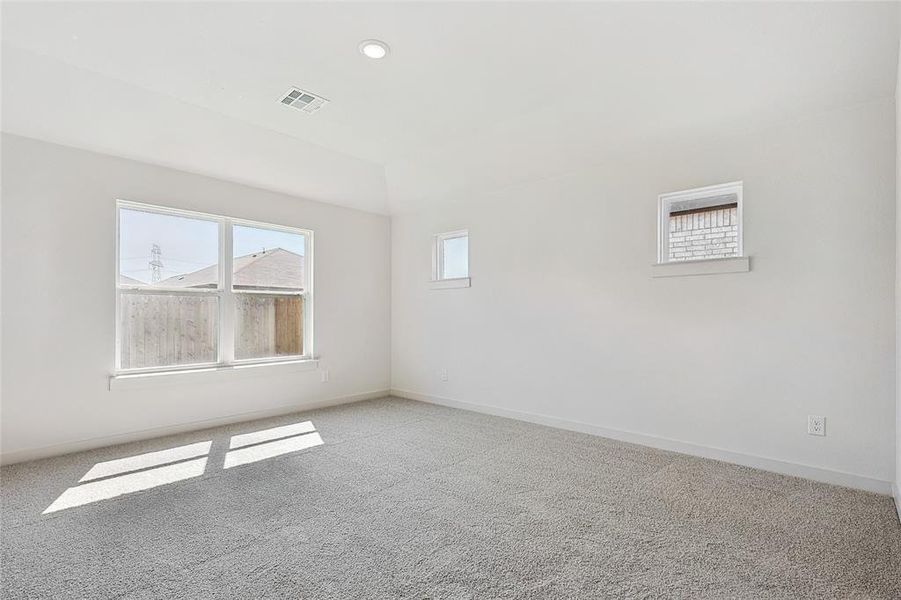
1;397;899;599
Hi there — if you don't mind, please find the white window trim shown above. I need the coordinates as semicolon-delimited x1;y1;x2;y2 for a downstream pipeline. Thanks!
651;256;750;278
114;200;315;377
108;358;319;391
654;181;748;277
431;229;470;288
429;277;471;290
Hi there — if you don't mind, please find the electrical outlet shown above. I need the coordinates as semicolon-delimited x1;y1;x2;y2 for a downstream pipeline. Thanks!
320;369;329;383
439;368;448;382
807;415;825;436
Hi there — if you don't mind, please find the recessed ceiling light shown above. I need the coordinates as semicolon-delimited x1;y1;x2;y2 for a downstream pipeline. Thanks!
359;39;389;59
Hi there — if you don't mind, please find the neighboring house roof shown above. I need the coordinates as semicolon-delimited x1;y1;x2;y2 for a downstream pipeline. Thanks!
119;274;146;286
160;248;304;290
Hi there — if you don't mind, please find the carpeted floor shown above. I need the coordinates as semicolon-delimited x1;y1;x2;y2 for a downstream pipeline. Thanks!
1;397;899;599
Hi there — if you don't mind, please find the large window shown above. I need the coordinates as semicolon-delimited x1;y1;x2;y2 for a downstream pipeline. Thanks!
116;201;312;372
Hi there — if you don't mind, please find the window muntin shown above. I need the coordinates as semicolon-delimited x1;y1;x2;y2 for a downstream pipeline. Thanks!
116;201;312;373
658;182;742;264
433;230;469;281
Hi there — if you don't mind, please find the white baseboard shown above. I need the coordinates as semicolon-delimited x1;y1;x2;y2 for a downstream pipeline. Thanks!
0;389;389;466
893;482;901;524
391;388;893;496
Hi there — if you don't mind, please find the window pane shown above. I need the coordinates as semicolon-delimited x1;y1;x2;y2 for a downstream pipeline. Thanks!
235;294;303;360
233;225;305;291
118;293;218;369
668;203;738;262
443;235;468;279
119;208;219;288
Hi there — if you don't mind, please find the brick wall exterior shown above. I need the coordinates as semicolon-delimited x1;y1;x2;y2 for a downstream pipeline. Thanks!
668;206;738;261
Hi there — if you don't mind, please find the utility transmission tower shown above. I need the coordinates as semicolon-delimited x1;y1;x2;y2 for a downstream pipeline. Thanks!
149;244;164;283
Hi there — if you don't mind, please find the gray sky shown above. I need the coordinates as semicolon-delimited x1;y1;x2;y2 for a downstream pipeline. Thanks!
119;208;305;283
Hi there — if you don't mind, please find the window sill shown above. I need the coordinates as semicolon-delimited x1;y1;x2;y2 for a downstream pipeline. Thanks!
109;358;319;391
651;256;750;278
430;277;471;290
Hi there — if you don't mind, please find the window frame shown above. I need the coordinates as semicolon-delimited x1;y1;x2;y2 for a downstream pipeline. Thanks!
657;181;743;264
432;229;469;282
115;200;314;375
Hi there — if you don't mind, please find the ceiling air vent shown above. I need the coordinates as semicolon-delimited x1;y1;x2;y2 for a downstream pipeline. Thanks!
279;87;329;114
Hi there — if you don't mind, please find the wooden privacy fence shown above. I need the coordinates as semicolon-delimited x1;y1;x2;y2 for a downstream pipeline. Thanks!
119;293;302;369
235;294;303;359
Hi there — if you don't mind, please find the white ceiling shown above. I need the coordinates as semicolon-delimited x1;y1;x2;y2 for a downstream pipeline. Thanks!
2;2;898;214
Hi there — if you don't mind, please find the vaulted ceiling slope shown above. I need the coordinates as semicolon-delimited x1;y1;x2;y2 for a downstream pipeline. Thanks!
2;2;898;214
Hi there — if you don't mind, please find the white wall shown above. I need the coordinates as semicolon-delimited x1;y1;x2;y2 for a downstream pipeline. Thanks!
895;38;901;504
392;99;896;492
0;134;391;463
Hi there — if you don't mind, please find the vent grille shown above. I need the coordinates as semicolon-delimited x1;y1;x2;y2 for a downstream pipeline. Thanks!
279;87;329;114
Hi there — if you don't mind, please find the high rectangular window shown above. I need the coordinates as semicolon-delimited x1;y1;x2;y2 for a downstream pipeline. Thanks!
433;230;469;281
116;201;312;372
658;182;743;263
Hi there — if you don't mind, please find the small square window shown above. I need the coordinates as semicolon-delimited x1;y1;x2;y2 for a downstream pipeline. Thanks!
658;182;742;263
433;230;469;282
